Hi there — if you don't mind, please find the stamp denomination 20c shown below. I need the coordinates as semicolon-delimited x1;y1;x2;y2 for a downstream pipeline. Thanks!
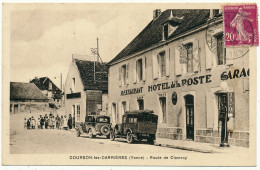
224;4;259;47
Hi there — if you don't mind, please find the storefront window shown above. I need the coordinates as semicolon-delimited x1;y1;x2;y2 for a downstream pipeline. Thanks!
137;99;144;110
159;97;166;123
77;105;80;121
112;103;117;122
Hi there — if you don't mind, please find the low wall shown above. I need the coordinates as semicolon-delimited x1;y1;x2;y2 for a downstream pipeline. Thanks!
156;127;249;148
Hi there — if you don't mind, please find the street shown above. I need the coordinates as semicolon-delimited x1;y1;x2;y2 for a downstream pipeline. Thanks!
10;112;196;154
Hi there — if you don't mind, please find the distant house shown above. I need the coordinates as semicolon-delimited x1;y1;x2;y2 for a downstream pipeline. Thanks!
30;77;62;107
64;58;108;125
10;82;49;114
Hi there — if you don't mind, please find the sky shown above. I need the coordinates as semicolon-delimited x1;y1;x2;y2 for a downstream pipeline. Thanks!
9;4;159;89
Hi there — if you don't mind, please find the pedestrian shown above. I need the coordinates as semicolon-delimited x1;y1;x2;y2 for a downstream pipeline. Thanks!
31;116;36;129
55;114;60;129
37;118;41;129
27;118;31;129
45;116;49;129
40;116;45;129
72;115;75;128
24;118;27;129
60;115;64;129
68;114;72;129
51;116;55;129
63;115;68;130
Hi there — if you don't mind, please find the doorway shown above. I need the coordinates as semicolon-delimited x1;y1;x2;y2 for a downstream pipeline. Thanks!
185;95;194;140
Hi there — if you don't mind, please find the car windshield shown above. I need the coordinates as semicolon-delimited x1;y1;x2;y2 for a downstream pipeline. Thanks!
96;117;109;123
127;115;138;123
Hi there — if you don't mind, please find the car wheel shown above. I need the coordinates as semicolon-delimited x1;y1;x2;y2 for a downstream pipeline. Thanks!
89;129;94;138
100;125;110;136
126;132;134;144
147;136;155;145
110;131;115;141
76;130;81;137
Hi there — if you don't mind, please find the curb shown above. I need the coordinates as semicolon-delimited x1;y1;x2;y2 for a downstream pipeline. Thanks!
154;143;213;153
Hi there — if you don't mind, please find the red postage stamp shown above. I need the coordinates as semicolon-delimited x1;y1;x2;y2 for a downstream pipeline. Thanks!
223;4;259;47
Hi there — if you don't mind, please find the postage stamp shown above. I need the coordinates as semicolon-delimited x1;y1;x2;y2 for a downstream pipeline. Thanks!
223;4;259;47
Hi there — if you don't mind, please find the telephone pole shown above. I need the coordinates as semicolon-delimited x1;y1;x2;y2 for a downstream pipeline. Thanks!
97;37;99;62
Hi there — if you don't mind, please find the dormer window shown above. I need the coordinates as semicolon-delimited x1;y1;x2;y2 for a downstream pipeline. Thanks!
163;24;169;41
162;10;183;41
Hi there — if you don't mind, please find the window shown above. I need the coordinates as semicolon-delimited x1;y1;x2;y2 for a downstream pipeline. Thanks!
121;65;127;85
159;97;167;123
96;117;109;123
112;103;117;122
127;115;138;123
216;34;226;65
48;82;52;90
136;59;143;81
122;101;127;115
72;105;75;118
137;99;144;110
72;78;75;92
77;105;80;121
163;24;168;40
185;43;193;73
213;9;220;17
158;51;166;77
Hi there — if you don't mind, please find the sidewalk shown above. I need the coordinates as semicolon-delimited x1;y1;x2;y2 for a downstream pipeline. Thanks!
155;138;249;153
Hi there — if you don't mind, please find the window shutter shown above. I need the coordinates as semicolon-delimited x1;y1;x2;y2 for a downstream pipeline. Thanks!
127;101;130;111
226;47;233;66
142;57;146;81
166;49;170;77
132;60;137;84
193;39;200;73
126;63;129;85
118;67;122;87
205;41;213;69
175;48;182;76
243;77;249;92
153;54;158;79
117;102;121;123
206;93;214;128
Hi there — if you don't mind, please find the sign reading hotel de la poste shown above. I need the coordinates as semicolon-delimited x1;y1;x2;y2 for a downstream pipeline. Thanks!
121;68;249;95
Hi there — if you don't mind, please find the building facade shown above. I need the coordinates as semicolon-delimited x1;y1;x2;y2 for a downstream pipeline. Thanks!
107;9;249;147
64;58;108;125
30;77;63;107
10;82;49;114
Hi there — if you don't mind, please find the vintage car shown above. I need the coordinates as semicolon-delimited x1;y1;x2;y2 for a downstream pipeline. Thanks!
75;115;111;139
110;110;158;144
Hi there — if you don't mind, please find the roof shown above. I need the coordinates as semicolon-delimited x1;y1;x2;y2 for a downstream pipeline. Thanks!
125;110;155;115
30;77;61;92
10;82;49;101
108;9;210;65
74;59;108;92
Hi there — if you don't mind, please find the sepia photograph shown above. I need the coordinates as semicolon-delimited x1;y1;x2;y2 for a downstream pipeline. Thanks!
2;2;257;166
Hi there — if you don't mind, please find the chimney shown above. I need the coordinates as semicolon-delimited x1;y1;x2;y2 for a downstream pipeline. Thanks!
153;9;161;19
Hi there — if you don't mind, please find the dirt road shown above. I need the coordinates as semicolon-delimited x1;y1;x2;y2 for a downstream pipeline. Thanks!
10;112;195;154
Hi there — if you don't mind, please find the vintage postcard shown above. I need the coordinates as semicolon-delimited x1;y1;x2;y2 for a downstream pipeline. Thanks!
2;3;257;166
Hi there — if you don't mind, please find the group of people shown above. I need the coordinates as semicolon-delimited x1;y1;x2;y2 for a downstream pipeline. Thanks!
24;113;75;130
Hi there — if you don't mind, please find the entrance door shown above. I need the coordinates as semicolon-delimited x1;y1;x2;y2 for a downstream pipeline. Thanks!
14;104;18;114
218;93;229;144
185;95;194;140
